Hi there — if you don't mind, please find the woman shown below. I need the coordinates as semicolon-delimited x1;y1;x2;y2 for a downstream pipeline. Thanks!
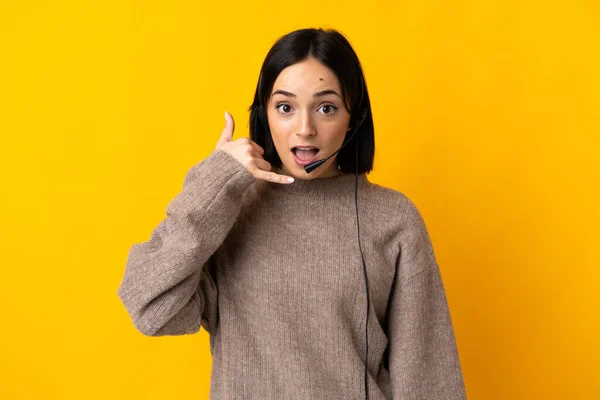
117;28;466;400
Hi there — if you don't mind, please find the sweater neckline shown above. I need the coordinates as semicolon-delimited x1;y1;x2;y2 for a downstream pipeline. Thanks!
267;169;369;198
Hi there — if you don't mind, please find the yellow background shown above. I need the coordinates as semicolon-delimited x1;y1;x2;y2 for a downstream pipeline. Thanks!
1;1;598;399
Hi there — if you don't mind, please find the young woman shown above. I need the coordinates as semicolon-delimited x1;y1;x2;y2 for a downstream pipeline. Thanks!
117;28;466;400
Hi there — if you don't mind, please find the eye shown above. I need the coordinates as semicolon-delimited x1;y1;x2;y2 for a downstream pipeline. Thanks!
319;104;338;115
275;103;292;114
274;103;338;115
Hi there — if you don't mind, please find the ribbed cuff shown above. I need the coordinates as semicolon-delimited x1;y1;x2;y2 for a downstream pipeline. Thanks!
167;149;256;220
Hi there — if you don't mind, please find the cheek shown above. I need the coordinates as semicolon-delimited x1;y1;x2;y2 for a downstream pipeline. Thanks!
268;125;292;157
319;123;349;142
268;120;293;142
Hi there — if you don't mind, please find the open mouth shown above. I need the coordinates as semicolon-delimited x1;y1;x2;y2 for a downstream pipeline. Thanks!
291;147;320;160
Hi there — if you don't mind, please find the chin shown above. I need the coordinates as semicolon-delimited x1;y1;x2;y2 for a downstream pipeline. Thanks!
288;162;336;180
287;164;314;179
281;159;318;180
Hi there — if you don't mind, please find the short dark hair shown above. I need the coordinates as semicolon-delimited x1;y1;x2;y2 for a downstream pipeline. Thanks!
247;28;375;174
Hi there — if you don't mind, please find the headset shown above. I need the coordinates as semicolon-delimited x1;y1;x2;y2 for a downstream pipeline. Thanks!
257;68;371;400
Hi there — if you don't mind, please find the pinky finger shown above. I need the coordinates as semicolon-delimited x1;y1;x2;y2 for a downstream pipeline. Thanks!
254;169;295;184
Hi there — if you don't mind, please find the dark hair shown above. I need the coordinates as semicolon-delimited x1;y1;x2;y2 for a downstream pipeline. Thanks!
247;28;375;174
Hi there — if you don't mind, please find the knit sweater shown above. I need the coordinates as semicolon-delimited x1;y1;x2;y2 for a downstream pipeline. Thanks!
116;149;467;400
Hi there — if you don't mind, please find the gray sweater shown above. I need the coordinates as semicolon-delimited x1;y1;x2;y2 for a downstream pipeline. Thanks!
117;149;467;399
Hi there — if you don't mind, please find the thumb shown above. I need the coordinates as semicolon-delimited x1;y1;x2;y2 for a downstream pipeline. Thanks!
217;111;235;148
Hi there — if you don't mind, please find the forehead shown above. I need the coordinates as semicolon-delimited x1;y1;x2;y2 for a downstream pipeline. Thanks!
271;58;341;95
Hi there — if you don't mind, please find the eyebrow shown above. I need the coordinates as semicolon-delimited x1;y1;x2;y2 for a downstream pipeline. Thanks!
271;89;341;98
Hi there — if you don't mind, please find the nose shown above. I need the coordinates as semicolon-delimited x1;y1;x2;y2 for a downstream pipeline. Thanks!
296;110;316;137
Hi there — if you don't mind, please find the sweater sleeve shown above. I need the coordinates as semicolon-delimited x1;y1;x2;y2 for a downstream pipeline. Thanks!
116;149;255;337
387;204;467;399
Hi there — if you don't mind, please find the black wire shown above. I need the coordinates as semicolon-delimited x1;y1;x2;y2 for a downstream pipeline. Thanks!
355;131;370;400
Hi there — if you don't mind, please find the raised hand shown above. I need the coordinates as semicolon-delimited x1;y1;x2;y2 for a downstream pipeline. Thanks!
216;111;294;184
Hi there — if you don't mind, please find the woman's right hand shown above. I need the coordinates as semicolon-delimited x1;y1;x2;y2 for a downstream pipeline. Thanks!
216;111;295;184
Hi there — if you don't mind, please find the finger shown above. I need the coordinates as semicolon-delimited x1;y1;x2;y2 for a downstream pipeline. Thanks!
253;157;272;171
252;168;295;184
249;140;265;156
217;111;235;148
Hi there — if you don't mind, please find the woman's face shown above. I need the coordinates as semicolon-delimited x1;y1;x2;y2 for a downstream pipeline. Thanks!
266;57;352;180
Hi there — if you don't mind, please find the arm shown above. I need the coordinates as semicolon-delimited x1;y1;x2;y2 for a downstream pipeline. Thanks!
387;204;467;399
116;149;255;336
